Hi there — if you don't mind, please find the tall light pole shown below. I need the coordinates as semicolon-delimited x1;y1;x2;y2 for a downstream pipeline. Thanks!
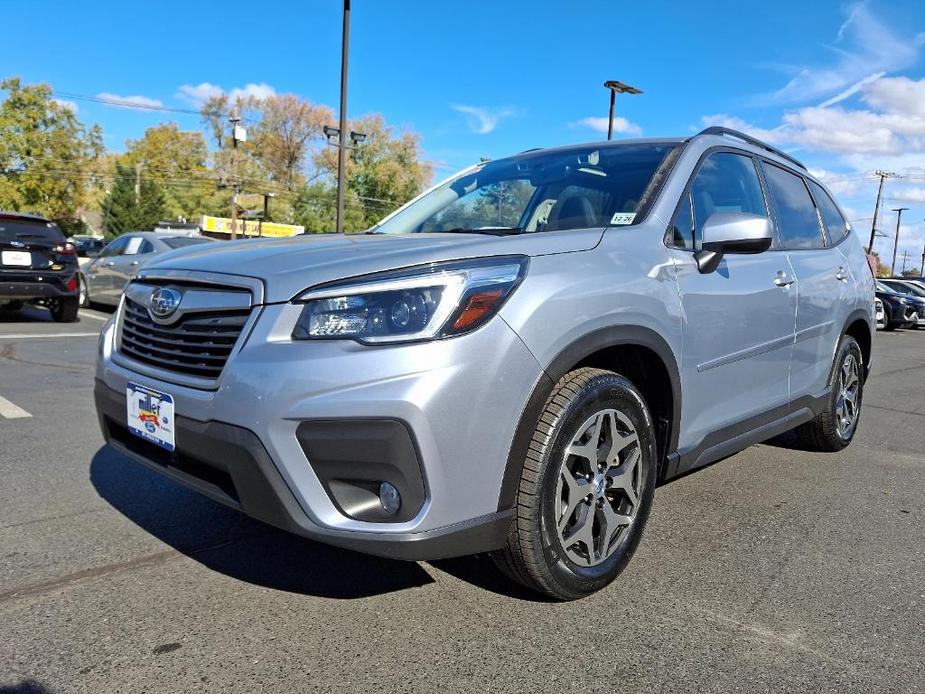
335;0;350;234
603;80;642;141
890;207;909;276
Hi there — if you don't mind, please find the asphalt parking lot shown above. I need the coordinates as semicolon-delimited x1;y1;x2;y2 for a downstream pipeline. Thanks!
1;305;922;693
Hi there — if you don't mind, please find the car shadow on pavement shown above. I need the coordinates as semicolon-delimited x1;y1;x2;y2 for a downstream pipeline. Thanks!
89;445;437;599
0;680;55;694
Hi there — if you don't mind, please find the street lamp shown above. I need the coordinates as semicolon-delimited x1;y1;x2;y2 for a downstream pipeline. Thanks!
258;192;276;237
890;207;909;276
603;80;642;141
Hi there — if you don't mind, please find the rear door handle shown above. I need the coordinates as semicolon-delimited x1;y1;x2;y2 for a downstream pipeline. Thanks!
835;267;848;281
774;270;795;287
130;261;139;266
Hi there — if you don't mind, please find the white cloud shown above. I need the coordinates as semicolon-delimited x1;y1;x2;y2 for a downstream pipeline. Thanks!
817;71;885;108
96;92;164;110
176;82;224;106
806;168;864;198
176;82;276;107
451;104;516;134
229;82;276;102
699;114;778;143
569;116;642;136
891;187;925;204
53;98;77;114
762;3;925;105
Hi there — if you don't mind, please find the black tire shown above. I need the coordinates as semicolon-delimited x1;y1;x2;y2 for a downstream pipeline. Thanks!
793;335;864;451
881;304;897;331
49;296;79;323
492;368;658;601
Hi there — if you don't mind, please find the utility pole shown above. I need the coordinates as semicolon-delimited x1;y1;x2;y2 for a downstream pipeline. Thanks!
229;114;246;240
890;207;909;276
901;250;909;274
866;170;899;253
920;239;925;278
335;0;351;234
603;80;642;141
134;163;142;206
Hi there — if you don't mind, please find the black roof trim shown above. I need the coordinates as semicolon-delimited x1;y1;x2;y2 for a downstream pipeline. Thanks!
693;126;807;171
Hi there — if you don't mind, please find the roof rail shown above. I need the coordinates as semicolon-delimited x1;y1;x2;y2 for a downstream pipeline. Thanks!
693;126;806;171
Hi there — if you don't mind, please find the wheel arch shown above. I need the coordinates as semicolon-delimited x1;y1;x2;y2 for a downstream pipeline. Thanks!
841;309;874;381
497;325;681;511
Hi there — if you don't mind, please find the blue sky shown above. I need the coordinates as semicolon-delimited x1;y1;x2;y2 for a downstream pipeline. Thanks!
6;0;925;264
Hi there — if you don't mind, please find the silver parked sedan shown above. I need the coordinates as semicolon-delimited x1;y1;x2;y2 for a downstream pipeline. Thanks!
80;232;215;307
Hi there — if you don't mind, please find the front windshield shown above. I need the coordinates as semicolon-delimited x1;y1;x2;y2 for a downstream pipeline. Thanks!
373;143;679;235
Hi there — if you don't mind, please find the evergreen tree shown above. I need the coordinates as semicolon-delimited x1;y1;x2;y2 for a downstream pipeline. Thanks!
101;163;166;238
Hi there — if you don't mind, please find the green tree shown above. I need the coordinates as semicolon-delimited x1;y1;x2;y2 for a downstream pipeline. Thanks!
291;181;364;233
314;114;432;230
0;77;103;233
120;123;212;220
101;162;166;238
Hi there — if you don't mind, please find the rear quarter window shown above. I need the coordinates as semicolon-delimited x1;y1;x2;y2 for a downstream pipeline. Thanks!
808;180;849;244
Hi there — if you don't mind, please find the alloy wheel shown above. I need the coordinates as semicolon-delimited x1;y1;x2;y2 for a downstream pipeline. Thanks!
554;408;643;567
835;353;860;438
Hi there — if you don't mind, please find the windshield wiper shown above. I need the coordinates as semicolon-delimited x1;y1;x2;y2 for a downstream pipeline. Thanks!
423;226;525;236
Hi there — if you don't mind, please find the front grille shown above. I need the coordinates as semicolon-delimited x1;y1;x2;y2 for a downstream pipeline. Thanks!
119;298;250;379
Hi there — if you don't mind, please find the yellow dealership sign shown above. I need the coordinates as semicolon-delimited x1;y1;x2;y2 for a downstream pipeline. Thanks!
199;215;304;238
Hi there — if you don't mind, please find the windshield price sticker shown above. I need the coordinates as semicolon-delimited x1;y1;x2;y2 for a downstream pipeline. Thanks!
609;212;637;226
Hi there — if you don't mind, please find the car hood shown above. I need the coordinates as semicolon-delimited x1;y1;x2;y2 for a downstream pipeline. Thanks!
143;229;603;303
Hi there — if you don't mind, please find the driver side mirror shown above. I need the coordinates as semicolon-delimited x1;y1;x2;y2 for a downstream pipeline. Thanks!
695;212;773;274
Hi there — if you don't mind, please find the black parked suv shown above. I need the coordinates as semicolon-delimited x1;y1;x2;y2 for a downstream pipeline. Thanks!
0;212;80;322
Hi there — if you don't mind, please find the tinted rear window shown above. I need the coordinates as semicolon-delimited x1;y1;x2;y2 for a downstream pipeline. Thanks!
161;237;214;249
0;219;65;243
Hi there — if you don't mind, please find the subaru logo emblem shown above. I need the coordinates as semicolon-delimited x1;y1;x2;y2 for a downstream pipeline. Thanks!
150;287;181;318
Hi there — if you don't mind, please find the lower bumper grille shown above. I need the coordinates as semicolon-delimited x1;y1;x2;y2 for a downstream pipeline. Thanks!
119;298;250;378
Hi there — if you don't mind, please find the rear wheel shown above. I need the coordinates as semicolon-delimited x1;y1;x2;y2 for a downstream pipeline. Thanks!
882;304;897;331
794;335;864;451
492;368;657;601
49;296;79;322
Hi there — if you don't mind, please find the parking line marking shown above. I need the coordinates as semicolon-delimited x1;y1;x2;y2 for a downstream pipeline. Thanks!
0;332;99;339
78;310;110;322
0;394;31;419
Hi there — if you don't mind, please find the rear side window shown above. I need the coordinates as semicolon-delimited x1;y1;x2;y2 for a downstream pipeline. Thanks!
680;152;766;250
0;219;65;243
763;164;825;250
808;180;849;244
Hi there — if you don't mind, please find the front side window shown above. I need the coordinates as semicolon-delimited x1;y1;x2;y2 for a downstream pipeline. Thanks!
100;237;128;257
763;164;825;250
373;143;679;235
687;152;766;250
808;180;849;244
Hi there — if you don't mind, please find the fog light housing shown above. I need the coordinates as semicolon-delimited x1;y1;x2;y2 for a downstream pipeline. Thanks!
379;482;401;515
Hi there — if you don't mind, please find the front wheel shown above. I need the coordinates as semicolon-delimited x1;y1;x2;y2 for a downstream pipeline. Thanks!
492;368;657;600
794;335;864;451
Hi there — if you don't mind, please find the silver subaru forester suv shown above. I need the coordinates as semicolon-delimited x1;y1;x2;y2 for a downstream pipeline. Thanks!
94;127;874;600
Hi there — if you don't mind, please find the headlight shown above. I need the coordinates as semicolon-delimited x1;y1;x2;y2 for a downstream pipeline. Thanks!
292;256;528;344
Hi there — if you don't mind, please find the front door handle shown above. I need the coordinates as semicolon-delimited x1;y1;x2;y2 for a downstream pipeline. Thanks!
130;260;139;266
104;261;115;267
774;270;795;287
835;267;848;282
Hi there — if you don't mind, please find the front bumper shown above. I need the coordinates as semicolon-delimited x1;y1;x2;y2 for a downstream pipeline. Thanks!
95;379;511;560
94;303;545;559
